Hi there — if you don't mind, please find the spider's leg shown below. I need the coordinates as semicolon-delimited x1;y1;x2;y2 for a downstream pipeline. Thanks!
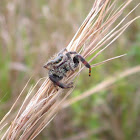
58;48;68;56
49;74;73;89
54;83;59;91
43;62;52;70
73;54;91;76
66;51;77;59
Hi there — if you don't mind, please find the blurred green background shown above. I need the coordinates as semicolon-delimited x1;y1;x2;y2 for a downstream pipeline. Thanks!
0;0;140;140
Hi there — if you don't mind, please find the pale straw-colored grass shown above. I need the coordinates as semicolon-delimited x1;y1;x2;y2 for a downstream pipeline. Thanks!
0;0;140;139
63;65;140;108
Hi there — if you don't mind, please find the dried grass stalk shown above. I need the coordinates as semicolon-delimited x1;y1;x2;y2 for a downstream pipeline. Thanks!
63;65;140;108
0;0;140;139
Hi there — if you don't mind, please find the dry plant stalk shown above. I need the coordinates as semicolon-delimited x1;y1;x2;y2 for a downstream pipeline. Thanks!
63;65;140;108
0;0;140;139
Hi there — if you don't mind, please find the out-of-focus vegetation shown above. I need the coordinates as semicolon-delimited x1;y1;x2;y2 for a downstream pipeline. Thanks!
0;0;140;140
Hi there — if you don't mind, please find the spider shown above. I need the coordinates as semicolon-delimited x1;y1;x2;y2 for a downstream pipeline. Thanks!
43;48;91;89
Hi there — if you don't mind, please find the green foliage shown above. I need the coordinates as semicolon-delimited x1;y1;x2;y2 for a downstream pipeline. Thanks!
0;47;11;102
128;33;140;64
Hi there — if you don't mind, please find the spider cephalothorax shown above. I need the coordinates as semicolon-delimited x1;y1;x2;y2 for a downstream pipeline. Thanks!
43;48;91;89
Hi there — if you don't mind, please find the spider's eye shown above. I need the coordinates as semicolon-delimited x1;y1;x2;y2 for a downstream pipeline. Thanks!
56;58;62;63
56;60;59;63
53;56;63;64
59;58;62;61
54;59;61;64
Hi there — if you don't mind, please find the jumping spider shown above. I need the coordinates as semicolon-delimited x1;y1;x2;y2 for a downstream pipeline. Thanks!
43;48;91;89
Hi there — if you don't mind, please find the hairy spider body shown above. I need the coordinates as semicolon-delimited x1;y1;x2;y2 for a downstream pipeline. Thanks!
43;49;91;89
